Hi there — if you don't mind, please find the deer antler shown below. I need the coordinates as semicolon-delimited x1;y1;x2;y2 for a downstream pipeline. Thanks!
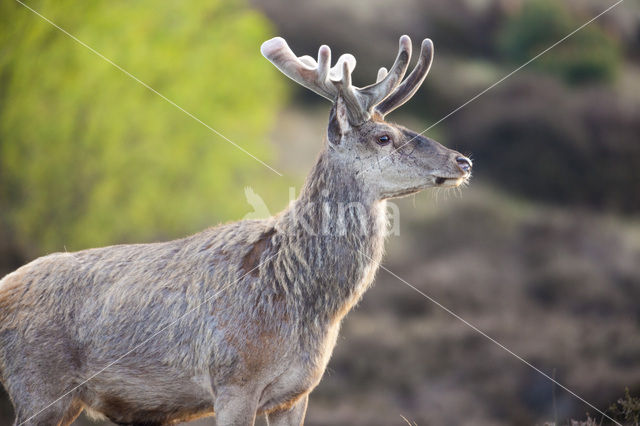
261;35;432;125
375;38;434;116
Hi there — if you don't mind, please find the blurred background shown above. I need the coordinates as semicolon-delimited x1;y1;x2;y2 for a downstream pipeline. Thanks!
1;0;639;424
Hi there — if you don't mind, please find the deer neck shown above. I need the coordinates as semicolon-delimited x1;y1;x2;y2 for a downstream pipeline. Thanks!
275;150;388;324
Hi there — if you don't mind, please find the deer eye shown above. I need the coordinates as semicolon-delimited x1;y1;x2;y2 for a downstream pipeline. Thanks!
377;135;391;145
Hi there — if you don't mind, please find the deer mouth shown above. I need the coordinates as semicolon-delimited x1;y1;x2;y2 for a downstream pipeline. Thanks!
434;176;466;187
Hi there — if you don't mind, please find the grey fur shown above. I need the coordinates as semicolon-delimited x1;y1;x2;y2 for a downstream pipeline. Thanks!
0;38;471;426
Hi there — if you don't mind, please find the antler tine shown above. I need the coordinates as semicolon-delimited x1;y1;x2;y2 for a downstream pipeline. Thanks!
337;59;371;125
376;67;388;83
261;37;338;101
328;53;356;82
358;35;412;111
375;38;434;116
317;45;331;82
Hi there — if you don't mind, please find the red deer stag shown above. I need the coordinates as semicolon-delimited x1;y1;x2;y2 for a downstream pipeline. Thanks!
0;35;472;426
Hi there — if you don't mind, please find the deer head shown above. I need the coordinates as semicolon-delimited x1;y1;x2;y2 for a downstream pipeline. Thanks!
261;35;472;200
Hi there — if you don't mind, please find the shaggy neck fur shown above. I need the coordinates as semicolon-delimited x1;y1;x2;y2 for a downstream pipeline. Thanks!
271;148;388;326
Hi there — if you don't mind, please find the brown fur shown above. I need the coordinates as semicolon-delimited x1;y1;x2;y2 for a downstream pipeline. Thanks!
242;229;276;277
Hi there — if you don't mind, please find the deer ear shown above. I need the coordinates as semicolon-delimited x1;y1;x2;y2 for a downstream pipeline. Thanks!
328;96;352;145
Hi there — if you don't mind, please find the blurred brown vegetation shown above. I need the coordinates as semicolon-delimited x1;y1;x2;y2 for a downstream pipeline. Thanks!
2;0;640;425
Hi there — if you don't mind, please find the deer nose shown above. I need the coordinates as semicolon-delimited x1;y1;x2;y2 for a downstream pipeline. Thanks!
456;156;472;173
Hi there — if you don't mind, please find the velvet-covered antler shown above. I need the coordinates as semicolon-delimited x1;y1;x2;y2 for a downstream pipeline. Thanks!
374;38;434;116
262;35;431;124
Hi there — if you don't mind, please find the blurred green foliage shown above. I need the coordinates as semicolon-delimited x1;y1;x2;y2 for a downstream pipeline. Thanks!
498;0;621;85
609;388;640;425
0;0;286;254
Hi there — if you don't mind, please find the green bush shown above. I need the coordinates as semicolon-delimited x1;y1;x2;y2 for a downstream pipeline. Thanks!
0;0;286;254
498;0;620;85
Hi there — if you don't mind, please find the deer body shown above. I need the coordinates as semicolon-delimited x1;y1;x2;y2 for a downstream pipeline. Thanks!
0;36;471;425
